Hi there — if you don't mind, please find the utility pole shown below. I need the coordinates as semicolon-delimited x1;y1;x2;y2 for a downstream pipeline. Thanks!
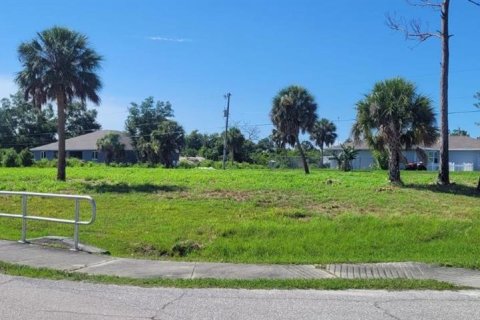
222;93;231;170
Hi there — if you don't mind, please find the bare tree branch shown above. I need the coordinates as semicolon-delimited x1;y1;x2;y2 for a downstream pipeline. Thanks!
239;122;261;141
467;0;480;6
407;0;442;9
386;13;440;42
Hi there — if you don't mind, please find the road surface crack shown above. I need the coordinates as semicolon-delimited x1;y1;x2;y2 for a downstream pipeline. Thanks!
161;291;187;311
152;291;187;319
373;301;402;320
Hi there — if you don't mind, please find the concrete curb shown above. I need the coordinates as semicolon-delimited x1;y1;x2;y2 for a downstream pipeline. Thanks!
1;240;479;287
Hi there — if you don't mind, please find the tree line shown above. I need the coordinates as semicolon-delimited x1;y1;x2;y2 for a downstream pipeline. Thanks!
117;96;339;168
7;22;480;182
0;92;101;151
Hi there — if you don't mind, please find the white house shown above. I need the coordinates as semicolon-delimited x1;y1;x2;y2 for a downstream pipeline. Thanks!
328;135;480;171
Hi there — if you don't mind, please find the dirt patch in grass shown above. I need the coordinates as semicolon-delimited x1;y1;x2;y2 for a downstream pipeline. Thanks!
171;240;203;257
133;240;204;258
133;244;169;257
82;180;187;193
305;201;357;217
201;190;254;201
376;186;399;193
282;211;313;221
159;189;311;206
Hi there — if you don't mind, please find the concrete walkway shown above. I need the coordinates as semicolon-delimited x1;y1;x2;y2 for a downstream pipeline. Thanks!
1;240;480;288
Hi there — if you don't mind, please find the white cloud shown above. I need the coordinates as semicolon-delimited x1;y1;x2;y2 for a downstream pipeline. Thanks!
148;36;192;43
0;75;17;99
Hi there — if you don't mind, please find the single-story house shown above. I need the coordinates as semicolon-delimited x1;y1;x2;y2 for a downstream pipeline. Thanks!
30;130;137;163
327;135;480;171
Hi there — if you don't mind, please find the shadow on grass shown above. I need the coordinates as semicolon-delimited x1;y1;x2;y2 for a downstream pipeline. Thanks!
404;182;479;197
82;182;187;193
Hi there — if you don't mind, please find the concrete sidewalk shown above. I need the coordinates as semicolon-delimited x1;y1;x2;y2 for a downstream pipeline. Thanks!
1;240;480;288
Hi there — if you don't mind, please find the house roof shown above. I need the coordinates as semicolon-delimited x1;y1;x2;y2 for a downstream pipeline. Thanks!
30;130;134;151
328;135;480;151
432;135;480;150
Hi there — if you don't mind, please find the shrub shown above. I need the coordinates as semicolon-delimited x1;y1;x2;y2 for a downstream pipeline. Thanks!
372;149;389;170
18;149;34;167
177;160;197;169
1;149;19;167
198;159;215;168
66;158;86;167
332;144;358;172
33;159;57;168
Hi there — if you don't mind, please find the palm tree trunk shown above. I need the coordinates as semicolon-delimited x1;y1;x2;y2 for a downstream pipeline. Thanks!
438;0;450;185
56;91;66;181
296;136;310;174
387;141;401;184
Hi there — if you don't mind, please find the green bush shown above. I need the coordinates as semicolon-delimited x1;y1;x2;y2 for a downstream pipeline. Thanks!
18;149;34;167
372;149;389;170
66;158;86;167
1;149;19;167
177;160;197;169
33;159;57;168
108;162;130;168
198;159;215;168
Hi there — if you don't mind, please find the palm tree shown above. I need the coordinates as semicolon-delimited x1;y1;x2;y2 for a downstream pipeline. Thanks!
16;26;102;180
332;144;358;172
310;118;337;167
227;127;245;163
96;133;125;164
151;120;185;168
270;86;318;174
352;78;438;184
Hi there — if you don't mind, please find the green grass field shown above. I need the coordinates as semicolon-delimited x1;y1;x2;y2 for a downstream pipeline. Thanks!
0;167;479;269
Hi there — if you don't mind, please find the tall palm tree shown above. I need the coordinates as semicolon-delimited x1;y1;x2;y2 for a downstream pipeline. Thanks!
352;78;438;184
16;26;102;180
270;85;317;174
310;118;337;167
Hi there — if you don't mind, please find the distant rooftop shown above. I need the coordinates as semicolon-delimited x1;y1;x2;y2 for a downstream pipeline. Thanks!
30;130;134;151
329;135;480;151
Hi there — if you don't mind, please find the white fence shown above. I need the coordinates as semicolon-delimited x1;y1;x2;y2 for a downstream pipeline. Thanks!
422;162;473;172
449;162;474;172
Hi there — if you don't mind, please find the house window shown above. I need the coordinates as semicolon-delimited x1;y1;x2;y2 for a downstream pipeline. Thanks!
40;151;47;159
92;151;98;161
53;152;58;159
428;151;439;164
68;151;83;159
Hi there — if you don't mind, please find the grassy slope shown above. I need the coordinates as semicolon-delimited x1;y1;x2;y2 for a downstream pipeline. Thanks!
0;167;479;268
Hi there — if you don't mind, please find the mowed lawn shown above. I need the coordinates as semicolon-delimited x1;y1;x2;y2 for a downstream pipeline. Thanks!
0;167;479;269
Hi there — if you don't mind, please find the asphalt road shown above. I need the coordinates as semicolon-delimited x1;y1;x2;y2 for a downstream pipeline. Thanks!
1;274;480;320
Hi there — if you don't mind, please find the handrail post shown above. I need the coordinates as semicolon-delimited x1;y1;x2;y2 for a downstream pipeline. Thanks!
0;191;96;251
19;194;27;243
73;199;80;251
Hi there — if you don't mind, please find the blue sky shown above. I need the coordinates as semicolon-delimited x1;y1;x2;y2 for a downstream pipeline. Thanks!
1;0;479;142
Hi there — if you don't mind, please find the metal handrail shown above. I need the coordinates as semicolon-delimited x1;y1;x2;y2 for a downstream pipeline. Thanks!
0;191;96;251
